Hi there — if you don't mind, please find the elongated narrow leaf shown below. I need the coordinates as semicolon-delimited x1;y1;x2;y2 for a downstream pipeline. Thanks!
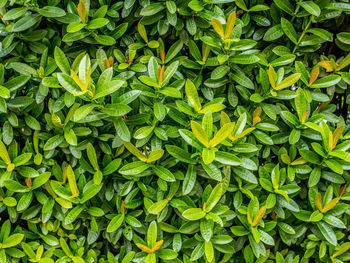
275;73;301;90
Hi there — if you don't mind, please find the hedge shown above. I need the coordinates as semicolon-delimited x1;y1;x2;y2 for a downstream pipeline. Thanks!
0;0;350;262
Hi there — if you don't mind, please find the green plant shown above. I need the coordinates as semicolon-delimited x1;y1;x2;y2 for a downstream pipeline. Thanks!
0;0;350;262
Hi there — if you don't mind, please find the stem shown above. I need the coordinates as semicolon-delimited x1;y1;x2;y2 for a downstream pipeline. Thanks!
291;5;300;23
291;0;304;23
292;15;314;54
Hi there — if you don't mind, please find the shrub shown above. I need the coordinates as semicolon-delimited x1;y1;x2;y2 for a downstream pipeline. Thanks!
0;0;350;262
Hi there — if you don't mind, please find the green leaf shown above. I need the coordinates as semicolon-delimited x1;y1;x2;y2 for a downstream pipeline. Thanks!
182;208;206;220
38;6;66;17
230;54;260;64
211;65;230;80
201;36;221;48
232;167;258;184
214;151;242;166
112;23;129;39
165;40;183;63
204;241;214;262
202;148;216;164
310;75;341;88
204;184;222;212
87;143;99;171
273;0;294;15
147;221;157;247
134;126;154;140
230;71;255;90
43;135;64;151
264;24;284;41
95;80;124;99
152;166;176;182
3;8;27;20
270;54;296;67
72;104;99;122
12;14;41;32
337;32;350;45
148;199;168;214
140;3;165;16
298;1;321;16
281;18;298;44
107;214;125;232
4;180;29;192
329;150;350;162
57;73;80;93
316;221;337;246
93;35;116;46
156;249;178;260
183;165;196;195
86;18;109;29
308;28;333;42
2;234;24;248
119;161;150;175
163;61;179;86
65;205;84;224
165;145;196;164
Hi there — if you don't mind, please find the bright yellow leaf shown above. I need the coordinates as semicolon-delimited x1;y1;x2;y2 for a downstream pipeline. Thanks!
319;60;335;72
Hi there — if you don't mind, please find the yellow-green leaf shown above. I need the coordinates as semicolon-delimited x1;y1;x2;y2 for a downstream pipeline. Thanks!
148;199;168;215
225;11;236;39
205;241;214;262
274;73;301;90
281;153;291;165
70;69;86;91
185;79;201;112
87;143;99;171
138;22;148;43
65;165;79;197
204;183;222;212
191;121;209;147
182;208;206;220
199;103;226;114
123;141;147;162
332;242;350;258
268;65;276;89
208;122;235;147
0;140;11;164
252;206;266;226
211;18;224;38
147;148;164;163
337;53;350;71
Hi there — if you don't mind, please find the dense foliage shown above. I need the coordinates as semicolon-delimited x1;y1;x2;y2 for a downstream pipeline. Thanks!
0;0;350;262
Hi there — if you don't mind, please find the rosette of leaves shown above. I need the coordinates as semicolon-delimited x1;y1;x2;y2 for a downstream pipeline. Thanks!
134;221;178;262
